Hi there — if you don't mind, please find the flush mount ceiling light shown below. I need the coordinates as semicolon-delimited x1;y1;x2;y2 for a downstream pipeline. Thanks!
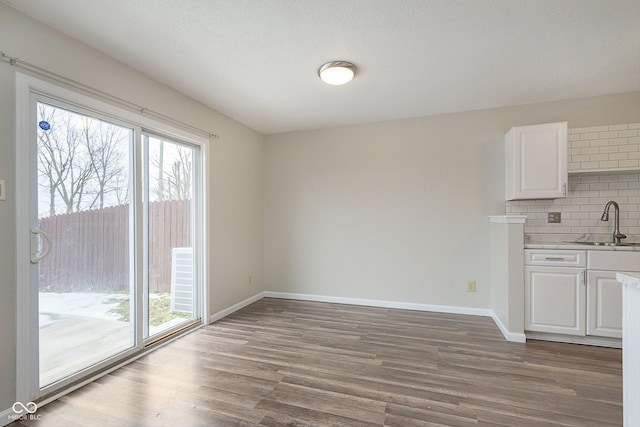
318;61;357;85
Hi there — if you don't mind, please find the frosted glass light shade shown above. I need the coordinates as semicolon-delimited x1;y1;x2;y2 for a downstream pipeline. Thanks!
318;61;356;85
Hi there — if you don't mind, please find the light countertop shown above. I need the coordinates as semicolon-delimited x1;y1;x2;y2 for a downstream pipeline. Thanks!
617;272;640;289
525;242;640;252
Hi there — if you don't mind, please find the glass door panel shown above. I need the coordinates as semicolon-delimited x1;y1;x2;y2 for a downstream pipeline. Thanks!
145;135;197;339
36;101;135;387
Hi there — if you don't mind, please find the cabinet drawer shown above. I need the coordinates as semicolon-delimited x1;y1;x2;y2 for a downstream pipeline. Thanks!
588;250;640;271
525;249;586;267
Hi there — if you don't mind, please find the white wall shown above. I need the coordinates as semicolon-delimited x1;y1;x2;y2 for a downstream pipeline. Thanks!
0;4;264;410
490;218;526;341
264;92;640;308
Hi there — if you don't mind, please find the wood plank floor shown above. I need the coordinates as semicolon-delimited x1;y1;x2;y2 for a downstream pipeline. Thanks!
16;298;622;426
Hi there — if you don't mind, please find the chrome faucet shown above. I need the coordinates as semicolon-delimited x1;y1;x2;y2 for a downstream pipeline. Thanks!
601;201;627;244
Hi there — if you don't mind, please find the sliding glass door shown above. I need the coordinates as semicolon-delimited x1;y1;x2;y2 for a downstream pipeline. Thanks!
35;101;136;388
144;135;199;339
17;75;206;402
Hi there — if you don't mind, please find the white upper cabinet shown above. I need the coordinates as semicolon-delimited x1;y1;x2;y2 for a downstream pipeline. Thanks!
505;122;568;201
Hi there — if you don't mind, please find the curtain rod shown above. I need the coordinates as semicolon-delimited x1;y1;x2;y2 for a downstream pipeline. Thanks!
0;50;220;140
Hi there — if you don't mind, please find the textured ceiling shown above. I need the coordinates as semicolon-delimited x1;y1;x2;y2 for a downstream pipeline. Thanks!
3;0;639;134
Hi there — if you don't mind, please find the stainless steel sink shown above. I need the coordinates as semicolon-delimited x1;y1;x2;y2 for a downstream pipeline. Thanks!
568;241;640;247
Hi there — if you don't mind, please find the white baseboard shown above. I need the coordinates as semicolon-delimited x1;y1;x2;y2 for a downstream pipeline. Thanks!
263;291;494;317
525;331;621;348
0;405;36;427
264;291;526;343
490;313;527;343
209;291;265;324
1;407;14;427
208;291;523;344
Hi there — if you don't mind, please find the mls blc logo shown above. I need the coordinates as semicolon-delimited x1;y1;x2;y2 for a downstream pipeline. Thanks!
13;401;37;414
9;401;41;421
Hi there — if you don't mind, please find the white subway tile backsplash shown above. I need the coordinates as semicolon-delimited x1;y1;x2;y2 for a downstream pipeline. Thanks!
572;140;589;148
599;174;621;182
571;226;590;233
581;147;600;155
570;124;638;172
600;160;619;169
599;146;619;154
580;175;602;183
610;152;629;160
572;183;590;191
591;154;609;161
508;123;640;238
580;161;600;169
571;212;591;220
619;130;639;137
609;124;629;131
609;138;629;145
589;182;609;190
527;206;546;213
619;145;638;152
599;131;619;138
609;182;629;190
590;139;609;147
620;159;640;168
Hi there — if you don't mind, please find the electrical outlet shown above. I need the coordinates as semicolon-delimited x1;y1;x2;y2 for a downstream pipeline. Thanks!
548;212;561;223
248;275;252;285
467;280;476;292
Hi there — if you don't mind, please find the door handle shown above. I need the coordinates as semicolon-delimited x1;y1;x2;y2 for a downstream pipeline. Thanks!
30;229;52;263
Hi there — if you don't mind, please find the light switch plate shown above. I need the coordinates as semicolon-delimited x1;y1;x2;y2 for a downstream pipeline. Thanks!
0;180;5;201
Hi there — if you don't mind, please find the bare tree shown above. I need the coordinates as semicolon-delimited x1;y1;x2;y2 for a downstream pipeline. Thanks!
37;105;94;214
37;103;130;215
168;147;192;200
84;121;127;209
37;105;60;216
151;144;192;201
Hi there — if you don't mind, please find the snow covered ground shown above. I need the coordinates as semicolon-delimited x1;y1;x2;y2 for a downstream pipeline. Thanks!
39;292;129;326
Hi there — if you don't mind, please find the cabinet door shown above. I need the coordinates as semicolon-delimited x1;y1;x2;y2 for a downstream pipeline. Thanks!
506;122;567;200
587;270;624;338
525;266;585;335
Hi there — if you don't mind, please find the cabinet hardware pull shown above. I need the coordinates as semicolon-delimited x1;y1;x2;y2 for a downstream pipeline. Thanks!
544;257;566;261
562;183;567;196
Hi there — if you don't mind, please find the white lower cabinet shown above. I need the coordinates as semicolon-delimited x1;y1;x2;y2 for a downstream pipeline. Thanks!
587;270;626;339
524;248;639;344
525;266;585;335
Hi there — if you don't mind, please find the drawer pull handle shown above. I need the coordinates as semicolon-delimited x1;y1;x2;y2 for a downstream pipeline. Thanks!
544;257;566;261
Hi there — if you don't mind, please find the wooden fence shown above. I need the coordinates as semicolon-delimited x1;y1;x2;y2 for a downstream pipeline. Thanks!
38;200;191;292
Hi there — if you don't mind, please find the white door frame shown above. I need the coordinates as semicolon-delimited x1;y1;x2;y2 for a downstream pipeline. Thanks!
15;73;210;402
